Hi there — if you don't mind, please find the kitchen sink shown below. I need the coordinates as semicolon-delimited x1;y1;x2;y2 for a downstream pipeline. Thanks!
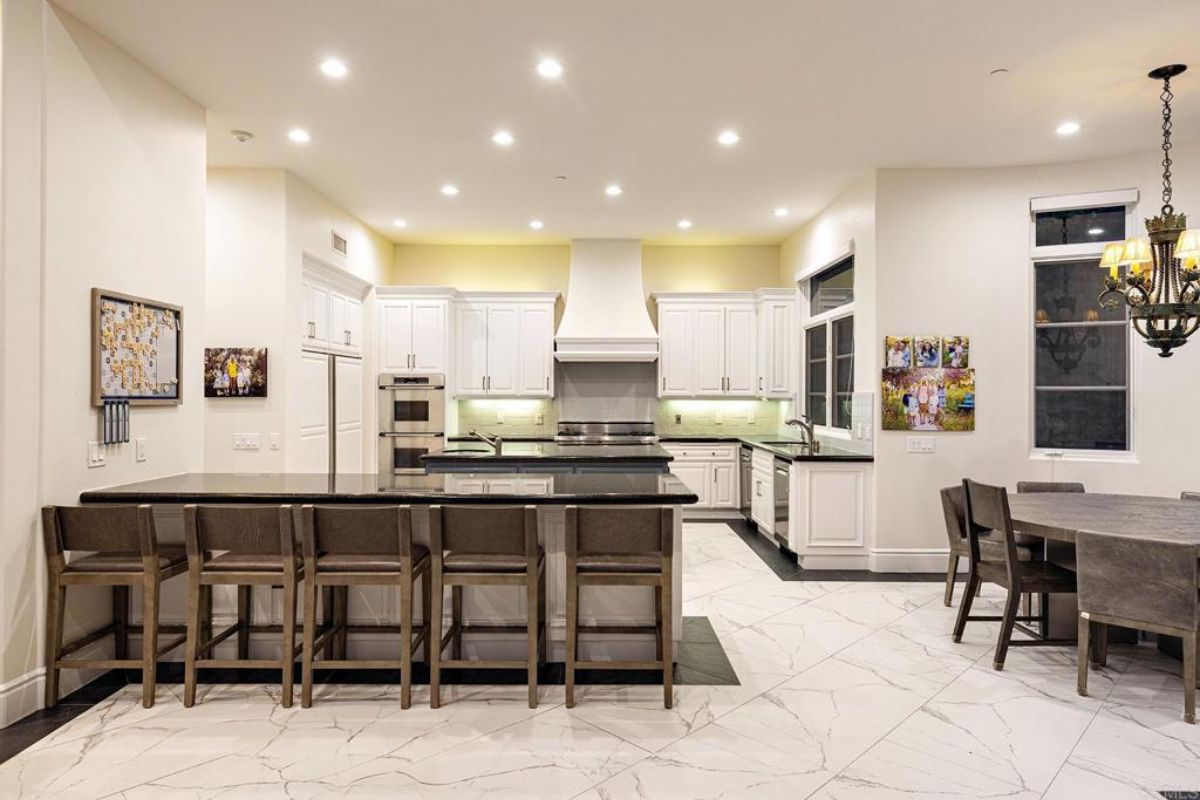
443;447;494;455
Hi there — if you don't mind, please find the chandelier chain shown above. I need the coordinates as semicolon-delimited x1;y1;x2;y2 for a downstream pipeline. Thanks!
1161;75;1174;213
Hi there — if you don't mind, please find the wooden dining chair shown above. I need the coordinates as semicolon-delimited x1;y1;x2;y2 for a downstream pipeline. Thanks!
42;505;188;708
940;486;1034;607
1076;529;1198;724
298;505;431;709
953;479;1077;669
1182;491;1200;501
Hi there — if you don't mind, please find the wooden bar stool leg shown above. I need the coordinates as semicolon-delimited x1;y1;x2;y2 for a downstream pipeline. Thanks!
661;573;673;710
200;585;214;659
141;572;160;708
237;585;251;659
334;586;349;660
281;576;298;708
113;585;130;661
537;570;547;662
526;568;539;709
1184;631;1196;725
1076;614;1090;697
429;574;443;709
653;585;664;662
451;585;463;660
301;577;318;709
44;574;66;709
420;568;432;659
321;586;335;660
400;571;414;710
183;575;202;708
565;568;578;708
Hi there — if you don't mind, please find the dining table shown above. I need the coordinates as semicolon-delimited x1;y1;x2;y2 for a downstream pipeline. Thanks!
1006;492;1200;653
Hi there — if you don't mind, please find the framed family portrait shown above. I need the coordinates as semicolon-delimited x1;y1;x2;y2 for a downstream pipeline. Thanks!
914;336;941;368
884;336;913;368
204;347;268;397
941;335;970;368
881;368;976;432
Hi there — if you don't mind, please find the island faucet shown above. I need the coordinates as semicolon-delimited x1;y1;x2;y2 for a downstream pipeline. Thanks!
468;429;503;454
783;415;820;453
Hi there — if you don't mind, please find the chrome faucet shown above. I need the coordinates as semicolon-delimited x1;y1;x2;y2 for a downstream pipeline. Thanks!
468;429;503;454
783;415;820;453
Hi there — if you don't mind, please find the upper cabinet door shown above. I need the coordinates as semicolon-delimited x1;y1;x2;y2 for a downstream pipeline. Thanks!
328;292;349;351
658;305;694;397
761;300;795;397
378;301;414;372
484;304;520;394
411;301;446;372
344;297;363;353
723;305;757;395
303;282;331;348
692;306;726;395
456;304;488;394
517;304;554;397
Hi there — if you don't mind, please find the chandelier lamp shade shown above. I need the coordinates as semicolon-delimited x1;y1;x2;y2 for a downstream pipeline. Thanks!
1098;64;1200;356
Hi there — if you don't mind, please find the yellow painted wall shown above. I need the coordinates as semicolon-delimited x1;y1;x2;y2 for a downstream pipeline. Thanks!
389;243;783;295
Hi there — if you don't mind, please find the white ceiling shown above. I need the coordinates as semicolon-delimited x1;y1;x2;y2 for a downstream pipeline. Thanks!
55;0;1200;245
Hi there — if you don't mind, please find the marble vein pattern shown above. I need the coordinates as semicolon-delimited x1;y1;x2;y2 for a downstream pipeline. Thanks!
2;520;1198;799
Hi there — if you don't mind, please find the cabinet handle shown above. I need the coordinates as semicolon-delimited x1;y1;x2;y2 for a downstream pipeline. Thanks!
759;376;763;392
408;353;414;368
344;330;351;345
545;375;549;390
307;321;315;338
662;376;666;391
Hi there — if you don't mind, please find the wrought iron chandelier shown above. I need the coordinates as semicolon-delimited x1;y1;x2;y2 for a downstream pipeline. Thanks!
1098;64;1200;357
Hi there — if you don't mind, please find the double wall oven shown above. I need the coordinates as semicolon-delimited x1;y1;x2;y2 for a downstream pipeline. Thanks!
377;372;445;473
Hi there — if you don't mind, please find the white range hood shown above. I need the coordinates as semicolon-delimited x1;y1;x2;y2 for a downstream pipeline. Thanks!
554;239;659;361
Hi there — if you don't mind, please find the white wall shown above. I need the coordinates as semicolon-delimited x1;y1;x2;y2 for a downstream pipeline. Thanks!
873;146;1200;559
204;169;287;471
0;2;208;722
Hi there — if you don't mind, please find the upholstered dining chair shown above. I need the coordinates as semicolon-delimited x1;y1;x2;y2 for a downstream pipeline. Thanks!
939;486;1034;607
1076;529;1199;724
953;479;1077;669
1182;491;1200;501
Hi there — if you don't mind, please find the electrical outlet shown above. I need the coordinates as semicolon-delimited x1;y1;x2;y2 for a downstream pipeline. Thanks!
495;410;505;424
534;413;544;425
714;411;723;425
269;433;281;450
747;410;756;424
907;437;935;454
87;442;106;468
674;414;682;425
135;437;147;462
234;433;262;451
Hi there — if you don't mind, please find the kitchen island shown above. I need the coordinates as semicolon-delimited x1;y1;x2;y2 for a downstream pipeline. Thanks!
421;441;674;473
81;471;696;663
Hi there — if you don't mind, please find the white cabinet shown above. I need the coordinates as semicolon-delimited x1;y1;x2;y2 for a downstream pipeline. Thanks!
333;356;364;473
755;289;797;398
654;295;757;397
377;293;450;373
301;281;330;348
662;443;739;511
327;292;361;351
301;263;368;356
749;448;775;532
454;293;557;397
444;475;552;495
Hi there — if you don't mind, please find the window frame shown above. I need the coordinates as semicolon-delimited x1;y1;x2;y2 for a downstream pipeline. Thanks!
801;252;855;438
1028;193;1138;462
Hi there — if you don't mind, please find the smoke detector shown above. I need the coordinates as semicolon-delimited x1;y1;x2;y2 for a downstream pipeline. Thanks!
230;129;254;143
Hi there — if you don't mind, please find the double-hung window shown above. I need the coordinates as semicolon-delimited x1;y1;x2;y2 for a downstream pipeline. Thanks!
803;256;854;430
1030;191;1135;453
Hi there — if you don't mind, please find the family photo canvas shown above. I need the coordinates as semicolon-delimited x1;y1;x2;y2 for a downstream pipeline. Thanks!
881;367;975;432
942;335;970;368
204;347;268;398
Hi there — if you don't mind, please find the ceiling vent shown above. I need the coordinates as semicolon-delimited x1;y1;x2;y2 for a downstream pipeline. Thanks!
331;230;348;257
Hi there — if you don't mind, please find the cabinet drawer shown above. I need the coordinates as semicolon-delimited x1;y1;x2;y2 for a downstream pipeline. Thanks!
663;443;737;461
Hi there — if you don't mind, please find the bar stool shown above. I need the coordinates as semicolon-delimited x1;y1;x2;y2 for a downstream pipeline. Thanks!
182;505;302;707
298;505;431;708
41;505;188;708
564;506;674;709
428;505;545;709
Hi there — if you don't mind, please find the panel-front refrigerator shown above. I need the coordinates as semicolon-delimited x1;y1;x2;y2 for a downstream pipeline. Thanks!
297;350;364;474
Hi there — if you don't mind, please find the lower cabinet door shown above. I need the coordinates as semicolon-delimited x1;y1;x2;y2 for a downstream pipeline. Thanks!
710;462;737;508
670;463;711;508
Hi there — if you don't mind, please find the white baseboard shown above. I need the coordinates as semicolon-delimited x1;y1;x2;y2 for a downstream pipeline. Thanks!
681;509;743;521
0;668;43;728
868;547;953;573
797;553;870;570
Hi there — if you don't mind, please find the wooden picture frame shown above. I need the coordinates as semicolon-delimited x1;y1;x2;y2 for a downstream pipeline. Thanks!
91;288;183;407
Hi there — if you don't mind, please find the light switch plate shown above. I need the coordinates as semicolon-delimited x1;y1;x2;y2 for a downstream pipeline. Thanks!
907;437;935;454
135;437;147;462
87;442;105;468
495;411;505;424
714;411;723;425
747;410;756;424
234;433;262;451
269;433;281;450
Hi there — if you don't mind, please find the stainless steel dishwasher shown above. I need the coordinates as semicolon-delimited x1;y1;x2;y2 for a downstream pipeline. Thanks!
739;444;753;521
773;457;790;548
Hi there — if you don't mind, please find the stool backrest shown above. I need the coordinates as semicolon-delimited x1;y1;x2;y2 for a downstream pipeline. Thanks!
963;479;1019;573
183;505;294;557
565;506;673;557
939;486;967;549
300;505;412;558
42;505;155;557
431;505;536;556
1016;481;1085;494
1077;529;1200;633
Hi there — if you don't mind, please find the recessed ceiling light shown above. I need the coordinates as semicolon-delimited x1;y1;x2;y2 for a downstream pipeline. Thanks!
529;219;544;230
1088;227;1104;235
319;58;348;78
773;207;789;218
440;184;460;197
536;57;563;79
492;129;515;147
392;218;408;229
605;184;623;197
677;219;693;230
1056;121;1082;136
287;128;312;144
230;129;254;143
717;129;740;147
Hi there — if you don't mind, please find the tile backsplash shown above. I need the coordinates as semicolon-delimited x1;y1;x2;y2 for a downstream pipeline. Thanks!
456;398;558;437
655;399;785;436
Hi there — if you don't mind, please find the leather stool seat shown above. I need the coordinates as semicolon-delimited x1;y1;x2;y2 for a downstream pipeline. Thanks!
444;547;544;572
576;553;662;573
67;545;187;573
317;546;430;573
206;553;300;572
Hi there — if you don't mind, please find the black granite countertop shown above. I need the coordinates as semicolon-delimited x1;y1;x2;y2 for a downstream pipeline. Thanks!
79;472;699;505
423;442;673;463
447;435;554;442
660;434;874;462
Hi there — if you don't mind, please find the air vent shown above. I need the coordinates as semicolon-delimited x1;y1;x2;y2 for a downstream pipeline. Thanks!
331;230;348;256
